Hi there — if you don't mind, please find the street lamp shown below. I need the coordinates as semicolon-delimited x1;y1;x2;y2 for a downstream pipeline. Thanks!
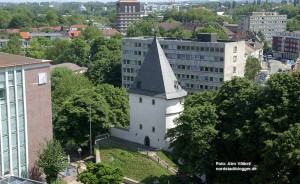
77;147;82;160
89;104;92;156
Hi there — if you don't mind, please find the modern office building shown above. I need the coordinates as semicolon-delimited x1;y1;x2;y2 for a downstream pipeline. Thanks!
121;34;245;93
116;0;141;34
272;31;300;60
0;52;52;177
238;12;287;43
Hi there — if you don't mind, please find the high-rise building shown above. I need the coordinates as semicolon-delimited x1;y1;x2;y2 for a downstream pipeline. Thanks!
121;34;245;93
116;0;141;34
272;31;300;60
238;12;287;43
0;52;52;177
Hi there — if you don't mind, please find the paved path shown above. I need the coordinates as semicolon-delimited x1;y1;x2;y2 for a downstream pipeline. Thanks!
139;151;178;175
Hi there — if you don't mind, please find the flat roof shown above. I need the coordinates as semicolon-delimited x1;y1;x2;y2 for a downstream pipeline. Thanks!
123;36;239;43
0;52;51;69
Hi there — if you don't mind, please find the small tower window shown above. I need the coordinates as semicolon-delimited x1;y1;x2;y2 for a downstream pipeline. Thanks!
152;99;155;105
139;97;142;103
139;124;143;130
152;127;155;132
137;81;141;88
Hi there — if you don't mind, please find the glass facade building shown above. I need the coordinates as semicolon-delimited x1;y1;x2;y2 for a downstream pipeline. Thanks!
0;68;27;177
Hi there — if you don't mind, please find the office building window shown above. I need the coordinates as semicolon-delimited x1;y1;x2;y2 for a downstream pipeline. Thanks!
133;6;135;12
233;67;237;73
233;56;237;62
233;46;237;53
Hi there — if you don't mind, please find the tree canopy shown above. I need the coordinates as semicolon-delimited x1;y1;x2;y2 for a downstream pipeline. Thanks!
245;57;262;81
36;139;68;184
167;72;300;183
77;162;124;184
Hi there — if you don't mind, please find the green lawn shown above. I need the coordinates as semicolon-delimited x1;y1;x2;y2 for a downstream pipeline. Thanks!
98;146;181;184
156;151;179;170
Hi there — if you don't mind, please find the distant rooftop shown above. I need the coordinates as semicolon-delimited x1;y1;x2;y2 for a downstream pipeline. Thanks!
0;52;51;69
0;176;44;184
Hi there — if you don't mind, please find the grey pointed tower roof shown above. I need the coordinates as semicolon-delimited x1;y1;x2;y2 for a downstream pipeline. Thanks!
128;37;187;99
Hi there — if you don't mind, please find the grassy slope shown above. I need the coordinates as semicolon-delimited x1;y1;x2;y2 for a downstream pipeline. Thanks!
99;147;180;184
156;151;179;170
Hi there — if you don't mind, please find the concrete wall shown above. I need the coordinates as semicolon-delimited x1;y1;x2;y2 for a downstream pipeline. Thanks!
224;41;245;80
25;63;52;169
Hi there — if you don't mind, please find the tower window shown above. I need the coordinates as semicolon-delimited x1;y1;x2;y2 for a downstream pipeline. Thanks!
152;99;155;105
139;124;143;130
152;127;155;132
137;81;141;88
139;97;142;103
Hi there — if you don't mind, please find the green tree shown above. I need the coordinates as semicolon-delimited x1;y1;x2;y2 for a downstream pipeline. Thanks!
45;9;59;26
77;162;123;184
1;34;23;55
27;38;45;59
195;22;228;40
95;84;129;128
66;37;90;66
9;13;32;28
253;123;300;183
126;19;162;37
167;92;219;180
0;10;12;29
36;139;68;184
244;57;262;81
55;88;112;147
51;66;74;90
88;37;121;86
45;38;71;63
166;26;192;39
81;26;103;42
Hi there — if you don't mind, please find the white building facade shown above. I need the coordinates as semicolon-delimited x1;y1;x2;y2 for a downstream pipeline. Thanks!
121;34;245;93
111;37;187;149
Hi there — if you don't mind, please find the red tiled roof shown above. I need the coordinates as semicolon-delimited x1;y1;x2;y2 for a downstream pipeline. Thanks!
19;32;30;39
6;29;20;34
68;30;81;38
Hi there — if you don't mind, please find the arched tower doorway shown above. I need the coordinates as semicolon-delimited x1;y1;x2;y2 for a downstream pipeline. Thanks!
144;136;150;147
